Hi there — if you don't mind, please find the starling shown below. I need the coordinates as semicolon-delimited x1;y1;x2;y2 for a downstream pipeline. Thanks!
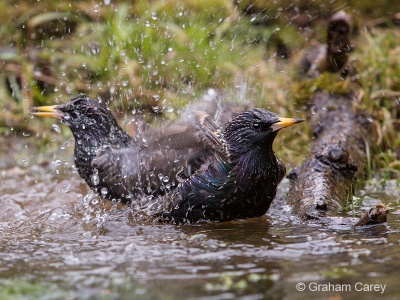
152;108;304;223
32;92;246;202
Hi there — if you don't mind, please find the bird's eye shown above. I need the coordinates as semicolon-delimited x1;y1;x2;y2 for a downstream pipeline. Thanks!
69;110;80;118
252;123;261;130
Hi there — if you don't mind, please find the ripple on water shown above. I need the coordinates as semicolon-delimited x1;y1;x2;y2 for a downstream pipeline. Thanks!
1;165;400;299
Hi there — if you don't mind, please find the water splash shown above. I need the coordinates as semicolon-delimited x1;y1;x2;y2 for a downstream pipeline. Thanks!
101;187;108;198
91;169;100;186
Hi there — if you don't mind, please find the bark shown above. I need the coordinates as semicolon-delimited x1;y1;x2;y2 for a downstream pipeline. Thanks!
286;91;371;220
284;10;390;225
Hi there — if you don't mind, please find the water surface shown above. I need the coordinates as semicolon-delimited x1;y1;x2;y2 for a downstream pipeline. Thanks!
1;152;399;300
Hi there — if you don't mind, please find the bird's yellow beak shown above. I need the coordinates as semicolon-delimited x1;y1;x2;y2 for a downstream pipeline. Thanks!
31;105;62;119
271;117;304;132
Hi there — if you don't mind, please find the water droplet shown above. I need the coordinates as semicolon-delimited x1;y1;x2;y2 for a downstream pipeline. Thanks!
91;170;99;186
82;231;92;237
62;183;71;193
83;191;95;202
51;124;61;133
100;187;108;198
21;158;29;166
162;176;169;183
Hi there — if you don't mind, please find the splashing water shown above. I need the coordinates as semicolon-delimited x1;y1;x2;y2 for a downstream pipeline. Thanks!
91;169;100;186
1;160;400;299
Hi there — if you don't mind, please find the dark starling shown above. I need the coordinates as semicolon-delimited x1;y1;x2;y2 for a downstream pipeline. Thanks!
32;92;246;203
152;108;304;224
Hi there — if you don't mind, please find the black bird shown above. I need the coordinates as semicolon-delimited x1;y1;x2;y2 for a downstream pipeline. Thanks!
151;108;304;223
32;92;246;203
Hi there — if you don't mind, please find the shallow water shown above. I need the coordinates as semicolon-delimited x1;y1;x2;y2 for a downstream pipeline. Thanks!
1;152;400;300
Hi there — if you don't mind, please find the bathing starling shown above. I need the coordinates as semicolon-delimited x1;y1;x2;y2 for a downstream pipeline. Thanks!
32;92;245;202
153;109;304;223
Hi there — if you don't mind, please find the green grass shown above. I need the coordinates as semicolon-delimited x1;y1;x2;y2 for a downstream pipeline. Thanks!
354;29;400;171
0;0;399;171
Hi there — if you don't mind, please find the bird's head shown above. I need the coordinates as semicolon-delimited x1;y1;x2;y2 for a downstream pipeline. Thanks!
224;108;304;154
32;95;123;139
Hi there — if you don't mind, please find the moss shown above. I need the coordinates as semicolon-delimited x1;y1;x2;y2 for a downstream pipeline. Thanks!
292;72;354;104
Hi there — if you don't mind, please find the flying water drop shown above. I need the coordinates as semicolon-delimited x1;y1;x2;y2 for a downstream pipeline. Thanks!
91;170;100;186
51;124;61;133
100;187;108;198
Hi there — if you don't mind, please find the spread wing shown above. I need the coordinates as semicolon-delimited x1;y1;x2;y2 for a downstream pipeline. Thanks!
195;111;231;163
152;112;237;223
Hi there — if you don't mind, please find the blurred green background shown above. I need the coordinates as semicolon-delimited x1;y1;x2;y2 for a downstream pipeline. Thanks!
0;0;399;172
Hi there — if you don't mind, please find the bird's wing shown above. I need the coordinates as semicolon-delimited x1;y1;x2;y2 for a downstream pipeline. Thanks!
91;143;209;199
195;111;231;163
143;90;251;152
90;146;143;199
143;124;206;152
154;157;237;223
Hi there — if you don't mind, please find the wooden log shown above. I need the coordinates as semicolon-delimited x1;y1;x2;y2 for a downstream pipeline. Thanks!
286;90;370;219
286;10;388;225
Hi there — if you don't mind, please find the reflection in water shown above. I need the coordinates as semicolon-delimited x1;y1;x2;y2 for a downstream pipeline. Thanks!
0;163;400;299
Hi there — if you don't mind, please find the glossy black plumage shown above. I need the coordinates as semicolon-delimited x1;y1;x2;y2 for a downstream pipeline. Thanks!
152;109;304;223
32;92;246;203
33;94;303;224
